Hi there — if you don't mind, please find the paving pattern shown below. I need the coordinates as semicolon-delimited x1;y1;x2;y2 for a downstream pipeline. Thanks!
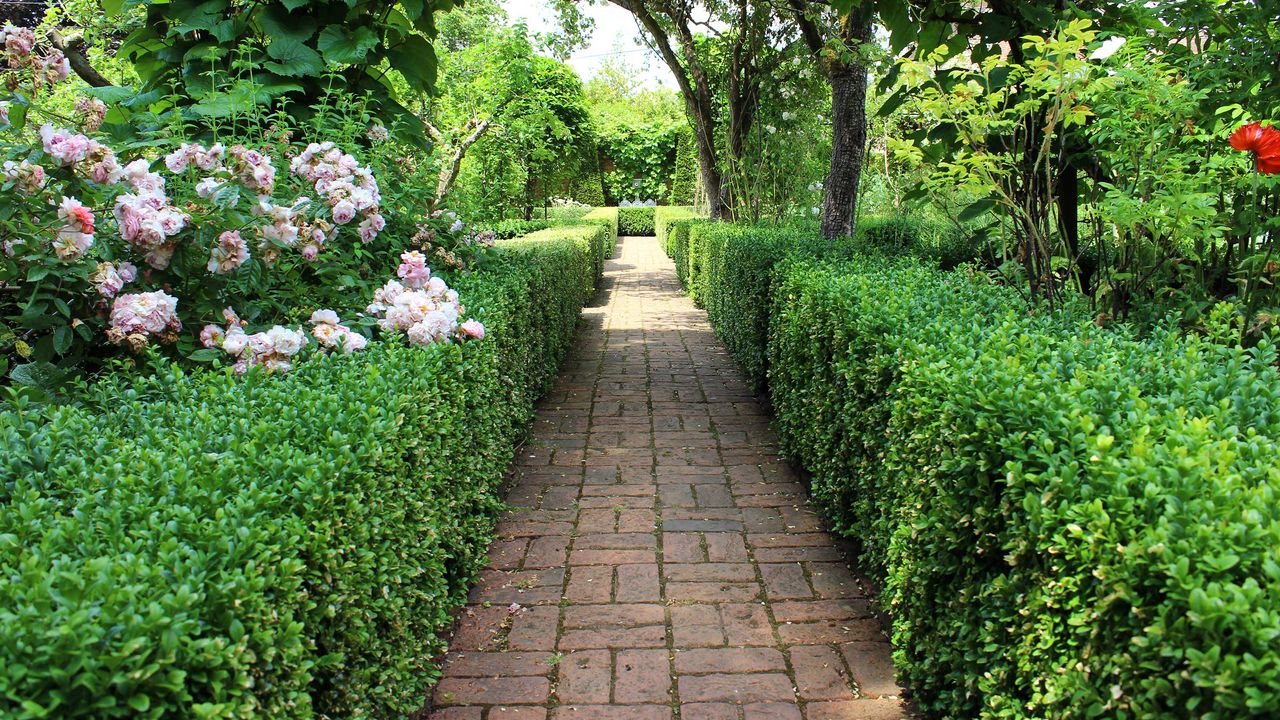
430;236;907;720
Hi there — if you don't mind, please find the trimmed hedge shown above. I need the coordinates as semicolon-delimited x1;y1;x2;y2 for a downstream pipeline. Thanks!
0;232;596;719
665;218;706;291
618;206;656;236
581;206;619;257
769;257;1280;717
516;223;613;293
685;217;968;390
655;205;697;252
676;218;1280;717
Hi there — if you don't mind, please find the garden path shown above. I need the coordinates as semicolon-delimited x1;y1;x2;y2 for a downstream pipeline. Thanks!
430;236;907;720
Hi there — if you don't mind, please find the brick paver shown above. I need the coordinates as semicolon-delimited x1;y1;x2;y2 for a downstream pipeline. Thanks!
431;236;908;719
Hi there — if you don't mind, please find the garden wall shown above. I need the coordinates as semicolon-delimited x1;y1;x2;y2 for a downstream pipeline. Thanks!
682;221;1280;718
0;225;605;719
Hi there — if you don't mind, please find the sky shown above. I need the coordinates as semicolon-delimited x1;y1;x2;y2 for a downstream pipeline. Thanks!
501;0;677;90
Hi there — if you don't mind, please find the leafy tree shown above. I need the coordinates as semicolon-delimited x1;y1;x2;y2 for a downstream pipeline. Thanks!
101;0;459;135
563;0;786;220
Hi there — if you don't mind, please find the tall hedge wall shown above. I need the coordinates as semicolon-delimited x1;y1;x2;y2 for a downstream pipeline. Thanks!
679;220;1280;718
0;227;600;719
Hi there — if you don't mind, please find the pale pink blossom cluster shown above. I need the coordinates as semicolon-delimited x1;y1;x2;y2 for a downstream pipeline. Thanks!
90;260;137;298
201;308;309;374
0;24;35;61
164;142;225;174
74;97;107;132
39;124;123;184
53;196;94;261
1;24;67;88
39;124;92;166
3;159;46;194
0;100;8;126
114;188;188;269
251;196;337;262
289;142;384;243
165;141;274;195
309;309;367;354
106;290;181;349
367;125;389;143
364;251;484;346
207;230;249;273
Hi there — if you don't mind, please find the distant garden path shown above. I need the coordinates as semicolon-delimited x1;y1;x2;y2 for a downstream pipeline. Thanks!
431;236;906;720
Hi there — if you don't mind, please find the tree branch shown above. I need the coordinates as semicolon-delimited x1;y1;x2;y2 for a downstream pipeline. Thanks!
48;29;112;88
433;117;493;209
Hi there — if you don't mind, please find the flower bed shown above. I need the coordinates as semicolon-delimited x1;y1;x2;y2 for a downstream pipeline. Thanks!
0;226;598;719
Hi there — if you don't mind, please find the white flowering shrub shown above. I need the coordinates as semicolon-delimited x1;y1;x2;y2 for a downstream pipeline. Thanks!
0;25;484;385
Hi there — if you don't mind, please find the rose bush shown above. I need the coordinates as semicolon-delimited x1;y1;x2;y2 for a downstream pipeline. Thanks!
0;25;489;389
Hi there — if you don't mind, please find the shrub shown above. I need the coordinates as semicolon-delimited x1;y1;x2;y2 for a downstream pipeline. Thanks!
767;254;1280;718
666;218;709;290
581;207;619;260
514;223;611;294
668;128;698;205
546;206;593;222
0;232;595;719
571;171;606;207
655;205;697;252
618;206;657;236
858;215;985;269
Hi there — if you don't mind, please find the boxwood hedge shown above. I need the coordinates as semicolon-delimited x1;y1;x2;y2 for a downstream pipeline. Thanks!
674;217;1280;717
655;205;696;251
618;206;656;236
768;256;1280;718
0;228;598;719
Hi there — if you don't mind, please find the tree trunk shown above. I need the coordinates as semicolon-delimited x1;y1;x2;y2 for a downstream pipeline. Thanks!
820;62;870;239
693;112;730;220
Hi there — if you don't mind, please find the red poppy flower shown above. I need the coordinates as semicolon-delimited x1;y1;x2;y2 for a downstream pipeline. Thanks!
1230;121;1280;174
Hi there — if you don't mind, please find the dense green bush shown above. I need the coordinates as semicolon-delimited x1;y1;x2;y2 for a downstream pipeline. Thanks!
546;206;594;222
571;171;607;207
0;232;596;719
857;215;986;270
580;207;619;263
767;256;1280;718
595;118;681;204
655;206;697;252
666;218;710;291
488;218;555;239
618;206;657;236
668;129;699;205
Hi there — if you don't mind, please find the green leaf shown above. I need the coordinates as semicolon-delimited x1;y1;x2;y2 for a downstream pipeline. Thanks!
52;325;72;355
317;26;379;65
264;36;324;77
188;348;224;363
127;695;150;712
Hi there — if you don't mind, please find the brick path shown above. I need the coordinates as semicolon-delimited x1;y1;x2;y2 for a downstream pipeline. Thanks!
430;236;907;720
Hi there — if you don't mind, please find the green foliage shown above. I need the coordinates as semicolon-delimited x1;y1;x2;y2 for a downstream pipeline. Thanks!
617;206;656;236
655;206;697;251
0;233;595;719
112;0;458;136
581;207;619;254
668;128;699;205
665;218;709;291
596;118;681;204
766;252;1280;718
571;170;606;207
